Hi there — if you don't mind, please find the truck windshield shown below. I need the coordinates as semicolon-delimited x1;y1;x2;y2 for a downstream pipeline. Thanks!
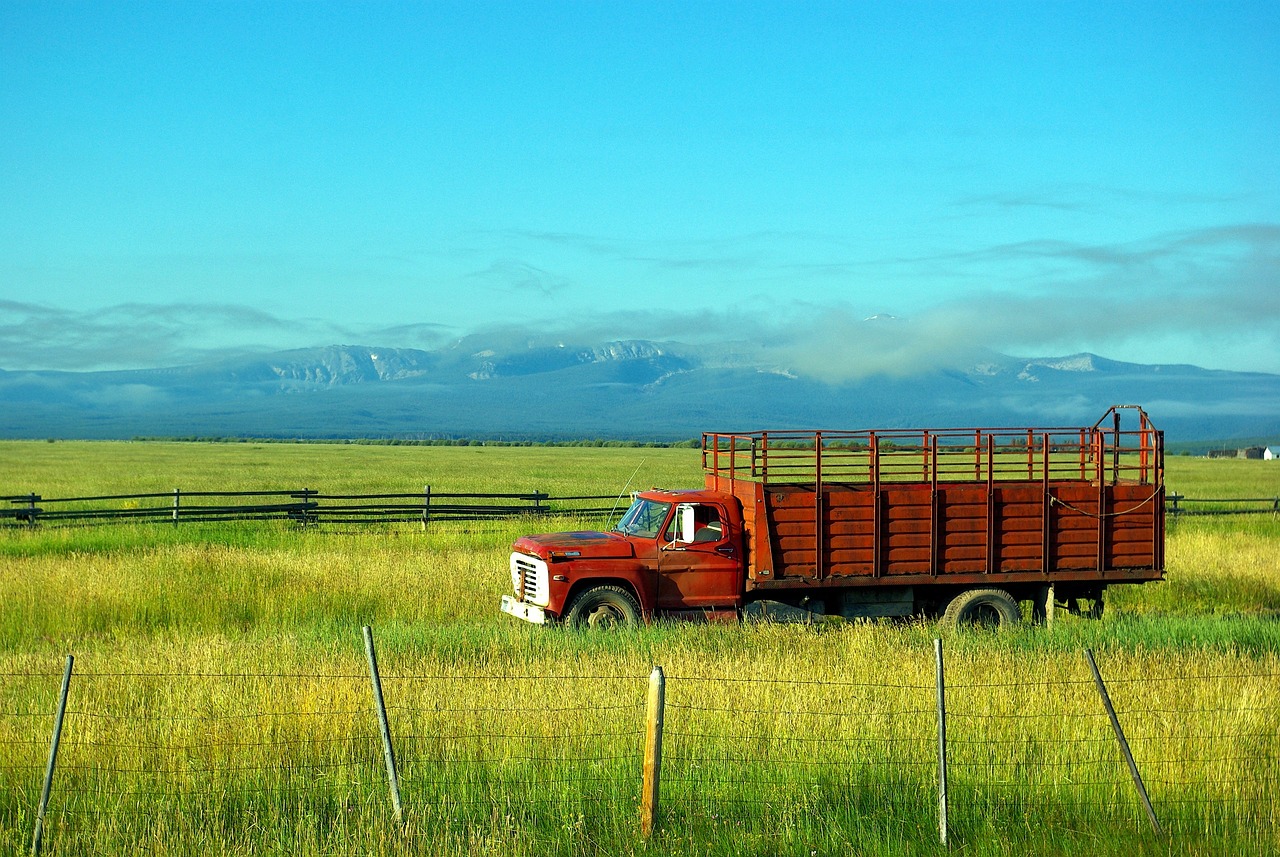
615;497;672;538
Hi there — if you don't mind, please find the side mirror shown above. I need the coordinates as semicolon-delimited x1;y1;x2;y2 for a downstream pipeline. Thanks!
672;503;697;544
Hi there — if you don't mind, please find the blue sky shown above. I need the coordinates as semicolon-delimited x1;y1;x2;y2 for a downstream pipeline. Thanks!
2;0;1277;377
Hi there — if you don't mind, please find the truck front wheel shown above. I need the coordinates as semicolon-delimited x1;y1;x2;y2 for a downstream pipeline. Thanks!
564;585;641;630
943;588;1020;630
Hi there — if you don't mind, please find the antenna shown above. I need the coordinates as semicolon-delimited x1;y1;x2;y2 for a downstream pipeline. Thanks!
607;458;647;525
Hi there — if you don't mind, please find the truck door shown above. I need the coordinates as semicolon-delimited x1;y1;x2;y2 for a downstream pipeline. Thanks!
656;503;744;609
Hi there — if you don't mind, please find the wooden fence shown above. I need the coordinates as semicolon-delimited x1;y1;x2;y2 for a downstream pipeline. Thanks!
1164;494;1280;516
2;490;1275;528
0;488;621;527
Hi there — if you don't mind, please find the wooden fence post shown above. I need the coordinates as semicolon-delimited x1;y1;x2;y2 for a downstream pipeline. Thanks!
172;488;180;526
31;655;73;857
1042;582;1056;630
934;639;949;847
1085;649;1162;836
300;488;314;527
641;665;666;838
363;626;404;822
421;485;431;531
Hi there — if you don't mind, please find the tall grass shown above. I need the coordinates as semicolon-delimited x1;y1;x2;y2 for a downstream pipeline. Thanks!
2;442;1279;854
4;626;1276;855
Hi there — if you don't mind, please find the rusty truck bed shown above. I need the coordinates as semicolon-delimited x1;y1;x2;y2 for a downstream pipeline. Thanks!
703;406;1164;590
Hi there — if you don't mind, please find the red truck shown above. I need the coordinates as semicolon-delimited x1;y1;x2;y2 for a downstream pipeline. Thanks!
499;406;1164;629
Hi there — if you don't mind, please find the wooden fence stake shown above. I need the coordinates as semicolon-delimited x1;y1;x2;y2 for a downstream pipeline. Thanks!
641;665;665;838
172;488;180;526
296;488;315;527
934;639;949;847
31;655;73;857
1085;649;1162;836
363;626;404;822
421;485;431;531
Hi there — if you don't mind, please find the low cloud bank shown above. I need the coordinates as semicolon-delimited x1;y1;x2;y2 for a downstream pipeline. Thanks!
2;223;1275;377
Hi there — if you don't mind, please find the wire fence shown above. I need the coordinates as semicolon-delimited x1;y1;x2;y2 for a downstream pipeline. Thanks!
3;634;1277;854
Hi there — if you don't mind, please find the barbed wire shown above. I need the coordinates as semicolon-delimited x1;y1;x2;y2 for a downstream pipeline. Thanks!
397;728;642;743
665;728;923;745
665;700;934;717
62;707;368;722
388;701;643;715
666;753;937;770
388;672;650;682
947;710;1109;721
668;674;933;690
9;666;1276;684
947;670;1280;690
60;733;380;751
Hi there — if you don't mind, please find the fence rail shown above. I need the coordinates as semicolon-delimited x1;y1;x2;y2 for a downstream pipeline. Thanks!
1;488;621;528
3;633;1277;854
1165;494;1280;516
3;488;1275;528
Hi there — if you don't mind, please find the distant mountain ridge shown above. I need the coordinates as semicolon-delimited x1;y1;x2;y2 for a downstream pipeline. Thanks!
1;339;1277;442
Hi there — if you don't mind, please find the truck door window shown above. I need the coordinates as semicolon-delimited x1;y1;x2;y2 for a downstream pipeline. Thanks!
664;505;722;543
694;510;723;542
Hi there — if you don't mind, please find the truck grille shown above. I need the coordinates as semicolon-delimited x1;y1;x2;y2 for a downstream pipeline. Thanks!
510;553;549;607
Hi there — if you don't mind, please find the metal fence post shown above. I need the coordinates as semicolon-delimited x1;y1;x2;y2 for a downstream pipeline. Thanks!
31;655;73;857
641;665;666;838
363;626;404;822
934;639;949;847
1085;649;1162;835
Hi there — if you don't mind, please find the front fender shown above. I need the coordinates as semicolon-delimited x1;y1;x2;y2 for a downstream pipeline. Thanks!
559;560;655;616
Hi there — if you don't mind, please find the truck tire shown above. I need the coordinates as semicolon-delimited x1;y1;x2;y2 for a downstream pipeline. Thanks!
564;585;641;630
942;588;1020;630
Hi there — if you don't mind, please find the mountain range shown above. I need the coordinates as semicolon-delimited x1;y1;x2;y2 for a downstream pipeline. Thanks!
2;338;1278;443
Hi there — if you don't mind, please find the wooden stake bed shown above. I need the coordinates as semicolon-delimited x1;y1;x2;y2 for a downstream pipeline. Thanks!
702;406;1164;591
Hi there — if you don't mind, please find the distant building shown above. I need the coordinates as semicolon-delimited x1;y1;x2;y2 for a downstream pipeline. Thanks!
1265;447;1278;461
1207;447;1268;459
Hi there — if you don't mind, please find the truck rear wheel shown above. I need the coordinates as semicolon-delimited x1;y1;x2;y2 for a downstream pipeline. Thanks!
564;585;641;630
943;588;1020;630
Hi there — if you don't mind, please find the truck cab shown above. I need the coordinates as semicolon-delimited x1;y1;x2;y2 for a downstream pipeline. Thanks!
500;489;747;628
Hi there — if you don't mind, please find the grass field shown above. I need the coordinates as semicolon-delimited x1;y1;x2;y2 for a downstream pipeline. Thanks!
2;441;1279;855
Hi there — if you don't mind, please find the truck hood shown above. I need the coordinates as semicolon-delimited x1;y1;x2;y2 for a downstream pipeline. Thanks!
513;531;637;560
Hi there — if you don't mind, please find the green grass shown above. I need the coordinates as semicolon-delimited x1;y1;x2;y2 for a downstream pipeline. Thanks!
2;439;700;497
2;442;1279;855
1164;457;1280;499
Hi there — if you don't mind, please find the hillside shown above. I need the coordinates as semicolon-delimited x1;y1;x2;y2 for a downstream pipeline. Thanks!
1;340;1277;442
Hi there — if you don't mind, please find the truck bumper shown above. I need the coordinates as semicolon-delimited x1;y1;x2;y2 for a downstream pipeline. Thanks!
500;595;548;625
